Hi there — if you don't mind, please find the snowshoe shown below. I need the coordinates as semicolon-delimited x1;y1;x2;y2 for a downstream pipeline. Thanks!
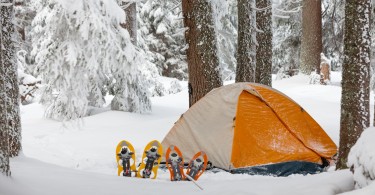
186;151;208;181
166;145;186;181
116;140;136;177
137;140;163;179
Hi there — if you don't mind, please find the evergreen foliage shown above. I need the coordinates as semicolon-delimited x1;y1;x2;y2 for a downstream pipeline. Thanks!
272;0;302;79
212;0;237;81
31;0;152;121
322;0;344;71
138;0;187;80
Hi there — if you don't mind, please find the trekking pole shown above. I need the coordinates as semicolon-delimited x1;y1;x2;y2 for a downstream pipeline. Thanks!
185;174;204;191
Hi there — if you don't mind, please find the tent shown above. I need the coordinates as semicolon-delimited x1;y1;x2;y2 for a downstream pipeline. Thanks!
161;82;337;176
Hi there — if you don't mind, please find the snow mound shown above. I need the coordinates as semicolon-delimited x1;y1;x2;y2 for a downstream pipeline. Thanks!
348;127;375;189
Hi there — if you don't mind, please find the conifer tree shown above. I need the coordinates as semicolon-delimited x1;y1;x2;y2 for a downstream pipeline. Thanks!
32;0;152;120
273;0;302;78
182;0;222;106
255;0;272;86
1;0;17;176
236;0;256;82
322;0;344;70
118;0;137;45
138;0;187;80
300;0;322;75
1;0;22;158
211;0;237;81
337;0;371;169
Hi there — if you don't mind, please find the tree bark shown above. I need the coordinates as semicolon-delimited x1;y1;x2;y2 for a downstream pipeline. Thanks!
337;0;371;170
0;49;10;176
2;0;22;157
120;2;137;45
182;0;222;107
255;0;272;86
300;0;322;75
0;0;15;176
236;0;256;83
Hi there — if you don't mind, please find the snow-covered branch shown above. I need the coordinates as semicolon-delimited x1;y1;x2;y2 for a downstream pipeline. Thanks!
169;2;181;12
252;5;272;12
0;3;13;7
32;0;152;120
273;14;290;19
274;6;301;14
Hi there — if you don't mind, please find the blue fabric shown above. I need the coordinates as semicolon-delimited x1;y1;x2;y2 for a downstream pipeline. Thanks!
230;161;325;177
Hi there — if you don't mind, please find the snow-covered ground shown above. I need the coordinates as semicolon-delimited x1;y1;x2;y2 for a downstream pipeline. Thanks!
1;73;374;195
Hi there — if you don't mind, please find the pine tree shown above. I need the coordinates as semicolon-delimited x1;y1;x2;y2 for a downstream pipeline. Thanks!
211;0;237;81
337;0;371;170
236;0;256;83
110;63;152;113
1;0;22;158
118;1;137;45
14;0;36;71
272;0;302;79
13;0;40;105
300;0;323;75
322;0;344;70
138;0;187;80
0;52;10;175
32;0;151;120
0;0;15;176
255;0;272;86
182;0;222;107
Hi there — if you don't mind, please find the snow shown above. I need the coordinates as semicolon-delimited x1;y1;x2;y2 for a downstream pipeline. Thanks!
31;0;152;120
1;73;372;194
0;156;354;195
341;182;375;195
156;23;167;34
348;127;375;189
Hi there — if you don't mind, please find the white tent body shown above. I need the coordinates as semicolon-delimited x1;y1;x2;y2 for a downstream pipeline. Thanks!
162;83;257;170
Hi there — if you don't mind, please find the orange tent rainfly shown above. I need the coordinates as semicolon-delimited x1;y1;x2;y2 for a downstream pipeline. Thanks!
161;82;337;176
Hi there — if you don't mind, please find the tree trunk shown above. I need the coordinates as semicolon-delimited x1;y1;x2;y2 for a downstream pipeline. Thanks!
236;0;256;83
337;0;371;170
300;0;322;75
120;2;137;45
0;0;15;176
182;0;222;107
0;61;10;176
2;0;22;157
255;0;272;86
